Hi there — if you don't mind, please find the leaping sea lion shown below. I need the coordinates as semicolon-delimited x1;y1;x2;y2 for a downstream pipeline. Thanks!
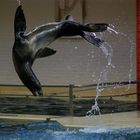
12;5;108;96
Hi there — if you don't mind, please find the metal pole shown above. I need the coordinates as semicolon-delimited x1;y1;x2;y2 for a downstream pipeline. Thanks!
69;84;74;116
137;0;140;110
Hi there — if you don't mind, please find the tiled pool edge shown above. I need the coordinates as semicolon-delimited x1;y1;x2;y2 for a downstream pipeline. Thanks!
0;111;140;129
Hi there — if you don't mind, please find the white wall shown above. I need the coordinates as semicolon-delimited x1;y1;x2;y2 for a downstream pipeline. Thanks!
0;0;136;85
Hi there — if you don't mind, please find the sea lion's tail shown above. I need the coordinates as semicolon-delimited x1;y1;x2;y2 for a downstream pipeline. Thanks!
14;5;26;37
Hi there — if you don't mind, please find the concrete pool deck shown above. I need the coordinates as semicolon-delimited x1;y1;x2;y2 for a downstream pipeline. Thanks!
0;111;140;129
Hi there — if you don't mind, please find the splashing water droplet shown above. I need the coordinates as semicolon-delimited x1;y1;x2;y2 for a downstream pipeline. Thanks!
99;42;115;69
100;44;109;57
107;27;119;35
118;33;135;90
86;25;134;116
86;29;118;116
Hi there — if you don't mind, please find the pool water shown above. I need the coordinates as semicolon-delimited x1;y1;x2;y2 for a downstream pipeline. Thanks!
0;121;140;140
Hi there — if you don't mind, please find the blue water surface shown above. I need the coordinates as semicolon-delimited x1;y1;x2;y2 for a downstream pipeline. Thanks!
0;121;140;140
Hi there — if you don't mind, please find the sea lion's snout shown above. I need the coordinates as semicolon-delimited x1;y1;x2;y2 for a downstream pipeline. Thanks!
93;23;108;31
85;23;108;32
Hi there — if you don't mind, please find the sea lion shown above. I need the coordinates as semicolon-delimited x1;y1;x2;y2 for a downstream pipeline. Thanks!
13;5;108;96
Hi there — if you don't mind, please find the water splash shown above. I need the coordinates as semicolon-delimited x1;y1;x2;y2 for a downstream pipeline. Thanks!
87;26;128;116
100;42;115;68
107;26;119;35
86;25;134;116
118;32;135;90
109;25;134;89
86;42;115;116
86;100;101;116
107;26;134;89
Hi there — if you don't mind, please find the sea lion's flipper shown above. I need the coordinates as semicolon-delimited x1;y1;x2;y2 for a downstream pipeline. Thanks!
85;23;108;32
81;31;104;47
14;5;26;35
65;15;74;21
35;47;57;58
20;63;43;96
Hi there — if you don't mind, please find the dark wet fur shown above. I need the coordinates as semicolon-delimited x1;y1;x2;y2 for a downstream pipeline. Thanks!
13;6;108;96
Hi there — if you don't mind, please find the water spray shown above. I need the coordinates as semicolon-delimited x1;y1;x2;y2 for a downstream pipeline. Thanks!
107;25;119;35
87;26;124;116
86;25;134;116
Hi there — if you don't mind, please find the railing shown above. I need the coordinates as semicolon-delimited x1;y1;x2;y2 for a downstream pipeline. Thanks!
0;80;138;116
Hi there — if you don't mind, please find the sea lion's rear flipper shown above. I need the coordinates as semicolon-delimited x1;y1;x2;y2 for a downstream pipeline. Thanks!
14;5;26;36
35;47;57;58
81;31;104;47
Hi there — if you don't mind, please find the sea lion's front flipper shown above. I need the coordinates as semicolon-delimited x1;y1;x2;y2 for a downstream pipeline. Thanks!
81;31;104;47
19;62;43;96
35;47;57;58
14;5;26;35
